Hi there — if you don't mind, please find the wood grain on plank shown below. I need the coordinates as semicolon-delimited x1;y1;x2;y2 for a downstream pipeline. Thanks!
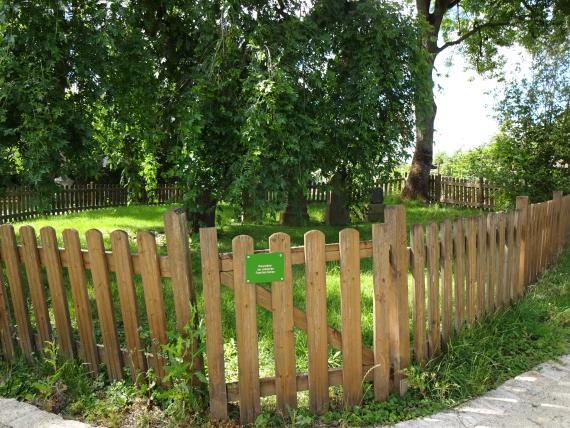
0;224;33;356
110;230;145;378
339;228;363;407
441;220;453;343
411;225;427;364
62;229;99;373
20;225;51;349
371;223;390;401
426;223;440;356
199;228;228;420
86;229;122;380
304;230;329;414
232;235;260;424
137;232;168;378
40;227;75;359
269;232;297;413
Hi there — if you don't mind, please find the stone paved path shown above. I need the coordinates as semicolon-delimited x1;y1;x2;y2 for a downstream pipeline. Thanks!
0;399;91;428
384;354;570;428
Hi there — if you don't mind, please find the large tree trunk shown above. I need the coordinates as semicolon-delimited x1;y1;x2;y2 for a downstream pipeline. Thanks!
401;94;437;201
402;21;439;201
403;1;446;201
281;186;309;226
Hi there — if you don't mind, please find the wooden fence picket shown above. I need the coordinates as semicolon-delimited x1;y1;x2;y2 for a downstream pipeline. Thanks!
110;230;146;378
269;232;297;413
371;223;390;401
304;230;329;414
426;223;440;357
440;220;453;343
477;215;487;318
41;226;75;359
62;228;99;373
20;225;52;349
453;219;465;330
466;218;477;324
497;214;507;308
506;212;516;303
0;224;33;356
339;228;363;407
486;214;497;313
385;205;410;387
164;209;202;380
410;224;427;364
86;229;123;380
137;231;168;378
0;261;15;359
232;235;261;424
199;228;228;420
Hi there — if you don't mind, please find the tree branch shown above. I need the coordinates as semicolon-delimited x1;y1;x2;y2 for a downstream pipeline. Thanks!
436;20;508;53
447;0;461;10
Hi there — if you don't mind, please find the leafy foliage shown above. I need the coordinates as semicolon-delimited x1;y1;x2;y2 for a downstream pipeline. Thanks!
0;0;426;223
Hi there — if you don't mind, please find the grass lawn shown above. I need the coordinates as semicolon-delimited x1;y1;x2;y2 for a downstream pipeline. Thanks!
10;196;481;251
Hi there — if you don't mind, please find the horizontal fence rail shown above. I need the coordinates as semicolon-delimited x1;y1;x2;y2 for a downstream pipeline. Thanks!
201;192;569;424
0;183;184;223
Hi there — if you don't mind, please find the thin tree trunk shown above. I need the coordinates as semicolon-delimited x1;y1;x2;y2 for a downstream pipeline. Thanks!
326;172;350;226
281;186;309;226
189;190;218;232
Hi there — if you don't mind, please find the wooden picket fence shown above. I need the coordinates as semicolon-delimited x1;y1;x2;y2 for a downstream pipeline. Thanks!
0;209;200;382
431;176;502;210
0;183;184;223
290;175;501;209
0;191;568;425
200;192;570;423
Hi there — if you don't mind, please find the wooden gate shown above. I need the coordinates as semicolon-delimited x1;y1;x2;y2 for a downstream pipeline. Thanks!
199;206;411;424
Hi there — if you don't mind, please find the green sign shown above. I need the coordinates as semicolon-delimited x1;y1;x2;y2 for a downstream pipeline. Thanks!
245;252;285;283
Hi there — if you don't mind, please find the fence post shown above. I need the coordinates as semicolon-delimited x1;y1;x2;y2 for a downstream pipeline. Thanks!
516;196;529;296
164;209;204;382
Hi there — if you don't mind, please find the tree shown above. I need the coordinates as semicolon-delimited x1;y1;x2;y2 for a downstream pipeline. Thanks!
0;0;428;228
0;1;109;188
232;0;428;226
402;0;568;201
309;0;429;224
